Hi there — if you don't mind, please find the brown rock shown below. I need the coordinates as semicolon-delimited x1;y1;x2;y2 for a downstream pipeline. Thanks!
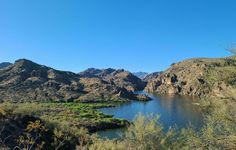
145;57;236;99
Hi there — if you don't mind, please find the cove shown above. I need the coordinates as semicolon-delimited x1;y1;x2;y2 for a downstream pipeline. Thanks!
97;91;204;139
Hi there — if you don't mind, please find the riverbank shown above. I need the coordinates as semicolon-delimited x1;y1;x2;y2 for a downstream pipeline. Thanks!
0;102;130;133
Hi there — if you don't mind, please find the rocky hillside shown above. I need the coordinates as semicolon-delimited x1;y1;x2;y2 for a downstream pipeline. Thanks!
145;57;236;99
0;59;147;102
0;62;12;69
79;68;146;92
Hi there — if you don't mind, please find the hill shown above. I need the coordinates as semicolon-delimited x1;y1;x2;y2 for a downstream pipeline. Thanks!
145;56;236;99
0;59;147;102
79;68;146;92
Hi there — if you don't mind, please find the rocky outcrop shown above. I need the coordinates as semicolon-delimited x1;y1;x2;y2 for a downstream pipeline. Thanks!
0;59;143;102
79;68;146;92
134;94;151;101
77;77;134;102
145;57;236;99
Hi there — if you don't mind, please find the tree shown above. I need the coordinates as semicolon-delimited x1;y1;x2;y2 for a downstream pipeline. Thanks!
14;120;47;150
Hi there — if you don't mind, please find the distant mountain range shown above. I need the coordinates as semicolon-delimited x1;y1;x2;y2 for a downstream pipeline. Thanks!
143;72;163;82
1;56;236;102
132;72;148;79
133;72;163;82
0;62;12;69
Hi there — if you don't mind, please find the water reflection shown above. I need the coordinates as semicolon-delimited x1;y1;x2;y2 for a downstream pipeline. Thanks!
97;92;204;139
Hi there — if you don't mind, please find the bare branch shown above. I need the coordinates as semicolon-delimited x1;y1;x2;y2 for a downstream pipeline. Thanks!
226;44;236;55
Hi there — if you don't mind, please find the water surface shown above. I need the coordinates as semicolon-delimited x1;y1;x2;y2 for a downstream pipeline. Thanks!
97;91;204;139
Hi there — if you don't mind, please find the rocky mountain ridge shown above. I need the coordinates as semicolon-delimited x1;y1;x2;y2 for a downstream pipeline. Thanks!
0;59;149;102
79;68;146;92
0;62;12;69
145;56;236;99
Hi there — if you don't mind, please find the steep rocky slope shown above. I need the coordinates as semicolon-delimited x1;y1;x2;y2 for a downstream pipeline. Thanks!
79;68;146;92
0;59;83;102
145;57;236;99
0;59;144;102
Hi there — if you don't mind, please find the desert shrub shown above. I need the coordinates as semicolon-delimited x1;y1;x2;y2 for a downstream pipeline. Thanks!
89;114;181;150
89;100;236;150
0;99;235;150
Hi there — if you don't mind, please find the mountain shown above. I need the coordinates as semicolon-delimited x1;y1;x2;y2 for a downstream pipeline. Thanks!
133;72;148;79
145;57;236;99
0;59;83;102
79;68;146;92
0;59;148;102
78;68;106;78
0;62;12;69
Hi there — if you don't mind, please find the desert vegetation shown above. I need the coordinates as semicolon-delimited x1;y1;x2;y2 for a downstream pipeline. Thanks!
0;98;235;150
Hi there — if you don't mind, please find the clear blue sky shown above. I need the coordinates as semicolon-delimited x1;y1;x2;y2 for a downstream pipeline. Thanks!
0;0;235;73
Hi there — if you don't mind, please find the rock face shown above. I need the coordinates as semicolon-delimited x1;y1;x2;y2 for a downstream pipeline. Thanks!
0;62;12;69
0;59;138;102
145;57;236;99
79;68;146;92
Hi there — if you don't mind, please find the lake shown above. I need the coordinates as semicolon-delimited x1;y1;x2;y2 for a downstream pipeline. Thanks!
97;91;204;139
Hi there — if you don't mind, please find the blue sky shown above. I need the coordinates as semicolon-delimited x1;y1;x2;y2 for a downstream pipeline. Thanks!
0;0;235;73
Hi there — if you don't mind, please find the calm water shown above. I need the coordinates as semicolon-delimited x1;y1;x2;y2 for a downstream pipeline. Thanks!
97;91;204;139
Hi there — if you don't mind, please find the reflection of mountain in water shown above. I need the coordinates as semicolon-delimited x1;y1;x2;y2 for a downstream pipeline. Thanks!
99;92;203;138
98;91;204;139
156;94;203;128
